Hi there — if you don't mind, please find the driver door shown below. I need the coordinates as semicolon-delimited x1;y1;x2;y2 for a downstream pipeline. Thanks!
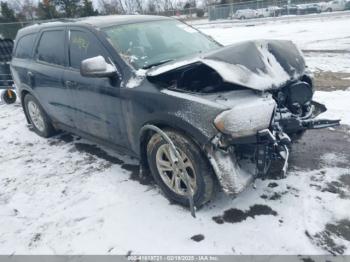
63;28;127;148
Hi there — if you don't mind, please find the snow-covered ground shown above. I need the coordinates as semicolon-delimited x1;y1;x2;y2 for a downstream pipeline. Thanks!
314;91;350;125
0;99;349;255
1;15;350;255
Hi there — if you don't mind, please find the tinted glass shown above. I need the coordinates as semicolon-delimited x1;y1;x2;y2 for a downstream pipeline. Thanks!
69;30;106;69
15;34;35;59
37;30;65;66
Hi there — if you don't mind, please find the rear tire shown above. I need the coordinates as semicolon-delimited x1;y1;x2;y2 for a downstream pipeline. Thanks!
1;89;16;104
147;129;215;208
24;94;56;138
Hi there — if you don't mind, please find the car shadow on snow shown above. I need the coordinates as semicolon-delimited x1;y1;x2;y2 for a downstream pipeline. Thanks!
47;132;152;185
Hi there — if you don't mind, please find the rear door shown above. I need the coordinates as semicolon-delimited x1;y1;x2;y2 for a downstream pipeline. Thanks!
63;27;126;147
30;27;75;127
10;34;36;95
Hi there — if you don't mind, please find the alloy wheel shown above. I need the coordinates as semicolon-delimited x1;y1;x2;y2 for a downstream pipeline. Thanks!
27;100;45;132
155;144;197;196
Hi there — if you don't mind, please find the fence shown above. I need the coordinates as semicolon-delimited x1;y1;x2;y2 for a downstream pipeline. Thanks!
207;0;350;20
144;7;206;19
0;22;28;40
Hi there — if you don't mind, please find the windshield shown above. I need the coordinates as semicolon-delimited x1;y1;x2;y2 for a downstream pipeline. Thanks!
103;20;220;70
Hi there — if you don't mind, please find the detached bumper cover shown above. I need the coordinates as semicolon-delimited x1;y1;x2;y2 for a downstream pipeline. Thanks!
208;129;290;195
208;146;255;195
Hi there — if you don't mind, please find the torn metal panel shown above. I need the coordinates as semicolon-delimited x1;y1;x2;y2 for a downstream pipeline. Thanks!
207;146;255;195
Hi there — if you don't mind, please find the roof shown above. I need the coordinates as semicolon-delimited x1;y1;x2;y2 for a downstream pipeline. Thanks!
17;15;172;37
75;15;171;27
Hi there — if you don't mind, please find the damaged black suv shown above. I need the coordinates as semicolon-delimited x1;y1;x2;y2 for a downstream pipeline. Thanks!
11;15;339;208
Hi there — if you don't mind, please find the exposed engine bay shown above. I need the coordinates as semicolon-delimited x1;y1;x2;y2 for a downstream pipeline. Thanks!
148;62;247;93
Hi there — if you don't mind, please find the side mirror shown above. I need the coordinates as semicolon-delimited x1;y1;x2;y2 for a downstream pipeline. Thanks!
80;56;117;78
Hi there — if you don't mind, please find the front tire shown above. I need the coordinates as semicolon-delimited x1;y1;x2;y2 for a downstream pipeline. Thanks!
147;130;215;208
24;94;56;138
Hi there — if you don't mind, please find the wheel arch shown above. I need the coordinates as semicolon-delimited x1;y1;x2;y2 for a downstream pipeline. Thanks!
20;89;54;128
20;89;31;124
138;121;214;179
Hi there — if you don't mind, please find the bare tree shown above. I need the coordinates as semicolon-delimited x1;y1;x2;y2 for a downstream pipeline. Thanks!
98;0;125;14
123;0;148;14
97;0;205;15
135;0;144;13
37;0;60;19
146;0;157;13
8;0;37;20
163;0;174;10
123;0;136;13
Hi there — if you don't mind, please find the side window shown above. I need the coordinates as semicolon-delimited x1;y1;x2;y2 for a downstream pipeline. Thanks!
14;34;36;59
69;30;106;69
36;30;65;66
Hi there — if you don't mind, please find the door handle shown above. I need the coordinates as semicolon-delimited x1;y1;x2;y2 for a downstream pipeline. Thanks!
27;71;34;78
65;80;77;88
27;71;34;86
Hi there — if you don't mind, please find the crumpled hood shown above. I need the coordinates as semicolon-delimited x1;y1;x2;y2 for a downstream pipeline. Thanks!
147;40;306;91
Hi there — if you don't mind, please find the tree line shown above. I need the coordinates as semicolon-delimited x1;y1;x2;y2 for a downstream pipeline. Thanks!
0;0;229;39
1;0;98;21
0;0;210;21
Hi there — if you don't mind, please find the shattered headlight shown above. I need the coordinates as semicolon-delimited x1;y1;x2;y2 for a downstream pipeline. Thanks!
214;96;276;138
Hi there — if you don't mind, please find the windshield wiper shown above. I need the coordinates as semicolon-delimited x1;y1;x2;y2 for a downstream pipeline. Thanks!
142;59;173;69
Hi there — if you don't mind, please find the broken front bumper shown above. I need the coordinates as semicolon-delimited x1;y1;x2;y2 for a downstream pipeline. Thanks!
207;129;290;195
207;100;340;195
207;145;255;195
276;101;340;134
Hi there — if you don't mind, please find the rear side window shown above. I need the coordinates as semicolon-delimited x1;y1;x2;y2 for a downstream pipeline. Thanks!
69;30;106;69
14;34;35;59
37;30;65;66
